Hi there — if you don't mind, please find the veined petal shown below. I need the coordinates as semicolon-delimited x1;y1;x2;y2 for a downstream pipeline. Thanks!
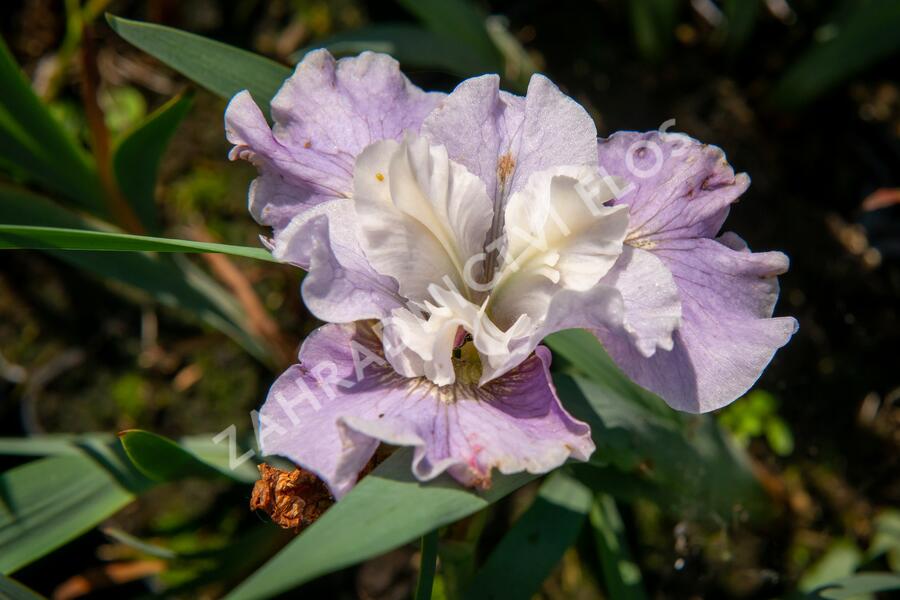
597;236;798;413
225;50;443;236
258;322;594;499
422;74;599;232
353;136;493;303
596;246;682;357
272;198;404;322
597;130;749;244
489;165;628;328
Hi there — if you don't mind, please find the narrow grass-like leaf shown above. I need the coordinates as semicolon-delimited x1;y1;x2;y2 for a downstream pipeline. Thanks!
0;38;104;211
0;448;150;573
113;93;194;233
0;224;276;262
464;471;592;600
396;0;502;70
119;429;257;483
298;24;496;77
226;448;535;600
590;494;647;599
770;1;900;109
0;185;273;363
415;530;439;600
628;0;679;62
0;574;45;600
106;15;291;109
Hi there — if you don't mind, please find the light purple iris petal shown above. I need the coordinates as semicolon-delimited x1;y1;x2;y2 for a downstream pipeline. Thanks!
258;322;594;499
272;199;404;322
225;49;443;234
422;74;598;212
598;237;797;413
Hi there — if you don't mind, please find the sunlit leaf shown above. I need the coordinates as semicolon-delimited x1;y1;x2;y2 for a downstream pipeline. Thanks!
113;93;194;233
464;471;592;600
226;448;535;600
590;494;647;599
0;37;104;212
106;15;291;111
0;445;150;573
119;429;258;484
0;224;276;262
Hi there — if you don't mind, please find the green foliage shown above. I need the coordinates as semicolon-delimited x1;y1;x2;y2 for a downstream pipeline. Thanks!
719;390;795;456
464;471;592;600
0;443;150;573
0;37;104;212
0;224;276;262
546;329;768;521
113;93;194;233
0;575;45;600
771;0;900;109
590;494;647;599
106;15;291;110
119;429;258;483
628;0;679;62
226;449;535;600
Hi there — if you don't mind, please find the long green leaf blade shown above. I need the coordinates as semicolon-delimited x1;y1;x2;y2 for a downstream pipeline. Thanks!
590;494;647;599
226;449;535;600
0;185;273;363
113;93;194;233
0;449;149;574
119;429;258;483
106;15;291;108
0;38;104;211
464;471;592;600
0;224;276;262
0;574;45;600
396;0;502;70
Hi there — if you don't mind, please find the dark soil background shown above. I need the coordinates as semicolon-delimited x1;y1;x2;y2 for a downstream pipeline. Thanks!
1;0;898;598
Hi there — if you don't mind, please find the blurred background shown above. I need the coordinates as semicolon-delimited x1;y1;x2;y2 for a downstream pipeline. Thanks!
1;0;898;598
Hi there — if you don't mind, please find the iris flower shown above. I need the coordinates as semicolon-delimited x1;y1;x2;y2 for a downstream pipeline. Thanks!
225;50;796;498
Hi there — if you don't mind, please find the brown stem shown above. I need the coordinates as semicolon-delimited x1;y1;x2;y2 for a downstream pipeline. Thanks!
79;24;145;234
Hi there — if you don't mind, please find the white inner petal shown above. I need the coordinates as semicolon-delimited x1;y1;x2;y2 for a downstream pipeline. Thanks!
352;136;629;387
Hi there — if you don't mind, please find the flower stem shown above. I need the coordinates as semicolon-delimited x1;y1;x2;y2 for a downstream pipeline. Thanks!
415;529;439;600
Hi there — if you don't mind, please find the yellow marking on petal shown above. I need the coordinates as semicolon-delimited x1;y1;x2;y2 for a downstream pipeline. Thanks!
497;153;515;185
375;172;385;182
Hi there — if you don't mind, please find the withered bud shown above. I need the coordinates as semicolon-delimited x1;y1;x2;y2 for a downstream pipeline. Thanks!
250;464;333;532
250;447;394;532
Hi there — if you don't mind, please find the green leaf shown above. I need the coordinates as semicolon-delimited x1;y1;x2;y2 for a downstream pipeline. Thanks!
770;0;900;109
722;0;760;54
415;530;439;600
106;15;291;110
0;224;276;262
119;430;257;483
628;0;679;62
113;93;193;233
546;330;767;521
396;0;502;70
0;446;150;573
0;574;45;600
808;573;900;600
0;37;104;211
0;186;274;364
226;448;535;600
299;24;496;77
799;539;864;594
464;471;592;600
590;494;647;600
